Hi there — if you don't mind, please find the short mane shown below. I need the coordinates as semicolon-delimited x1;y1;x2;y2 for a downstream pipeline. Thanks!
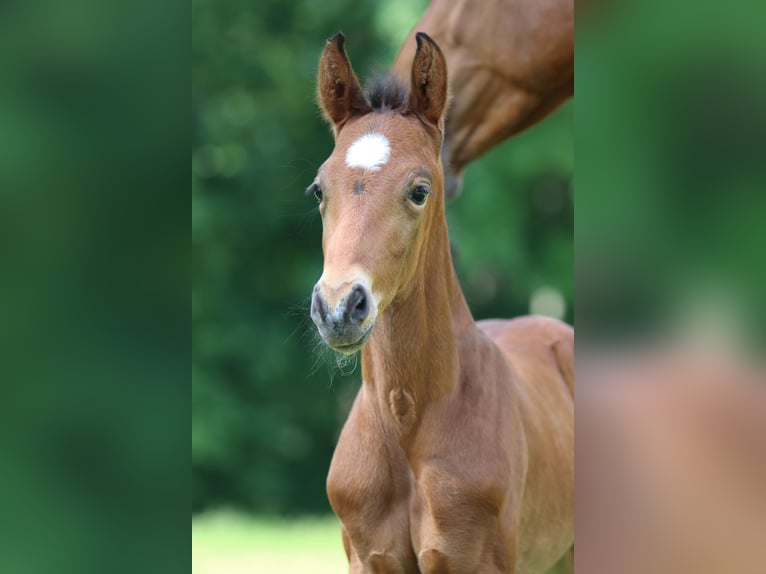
365;74;409;112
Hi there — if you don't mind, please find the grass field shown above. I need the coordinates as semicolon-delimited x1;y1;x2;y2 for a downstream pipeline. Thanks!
192;511;347;574
193;511;571;573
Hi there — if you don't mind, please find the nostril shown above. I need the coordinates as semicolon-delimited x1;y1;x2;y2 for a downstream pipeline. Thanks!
311;288;327;322
347;285;369;324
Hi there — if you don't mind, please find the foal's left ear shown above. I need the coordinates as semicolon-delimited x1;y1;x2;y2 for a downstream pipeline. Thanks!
317;32;370;134
408;32;448;129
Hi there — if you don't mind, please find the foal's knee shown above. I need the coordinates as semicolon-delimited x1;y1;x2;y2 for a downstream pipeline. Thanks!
418;548;453;574
418;546;512;574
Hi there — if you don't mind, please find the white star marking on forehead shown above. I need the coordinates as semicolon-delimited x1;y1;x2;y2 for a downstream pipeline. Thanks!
345;133;390;171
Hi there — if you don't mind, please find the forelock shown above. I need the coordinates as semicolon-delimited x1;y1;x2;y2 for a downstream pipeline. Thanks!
364;74;409;113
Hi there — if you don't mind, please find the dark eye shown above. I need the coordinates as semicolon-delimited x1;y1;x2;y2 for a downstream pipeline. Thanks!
408;185;431;206
307;182;323;203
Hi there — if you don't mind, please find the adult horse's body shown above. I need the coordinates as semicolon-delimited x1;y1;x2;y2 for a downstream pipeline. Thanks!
392;0;574;198
309;33;573;573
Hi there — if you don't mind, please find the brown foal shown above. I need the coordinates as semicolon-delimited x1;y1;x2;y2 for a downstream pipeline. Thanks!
309;33;573;574
392;0;574;198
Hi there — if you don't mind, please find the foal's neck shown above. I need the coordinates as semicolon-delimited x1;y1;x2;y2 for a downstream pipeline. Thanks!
361;210;473;431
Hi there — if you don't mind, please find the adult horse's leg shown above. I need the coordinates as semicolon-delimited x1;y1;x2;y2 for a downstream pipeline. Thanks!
392;0;573;200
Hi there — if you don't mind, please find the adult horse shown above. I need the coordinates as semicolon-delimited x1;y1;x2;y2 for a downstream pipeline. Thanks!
392;0;574;198
308;32;574;573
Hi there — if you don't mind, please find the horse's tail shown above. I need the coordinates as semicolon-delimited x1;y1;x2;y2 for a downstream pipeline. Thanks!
552;331;574;398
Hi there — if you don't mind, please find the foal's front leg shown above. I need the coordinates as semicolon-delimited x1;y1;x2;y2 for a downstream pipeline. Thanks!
411;463;517;573
327;392;419;573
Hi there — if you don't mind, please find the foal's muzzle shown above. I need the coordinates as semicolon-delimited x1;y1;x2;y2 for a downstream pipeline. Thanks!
311;281;374;354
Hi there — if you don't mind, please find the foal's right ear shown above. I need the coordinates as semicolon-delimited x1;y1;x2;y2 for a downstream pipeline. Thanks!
408;32;448;129
317;32;370;134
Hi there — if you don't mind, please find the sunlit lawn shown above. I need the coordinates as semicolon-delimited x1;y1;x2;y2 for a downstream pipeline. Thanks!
193;511;347;574
194;511;570;573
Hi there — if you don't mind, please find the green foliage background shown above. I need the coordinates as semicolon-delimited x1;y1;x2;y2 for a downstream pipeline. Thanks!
193;0;572;515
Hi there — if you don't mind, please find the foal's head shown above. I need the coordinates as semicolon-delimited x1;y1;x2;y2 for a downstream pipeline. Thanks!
309;32;449;354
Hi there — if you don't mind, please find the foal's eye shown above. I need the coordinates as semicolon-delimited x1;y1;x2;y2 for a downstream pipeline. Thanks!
308;182;323;203
408;185;431;206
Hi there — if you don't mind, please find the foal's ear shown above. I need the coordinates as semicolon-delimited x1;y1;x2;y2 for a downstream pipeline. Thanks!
408;32;448;128
317;32;370;133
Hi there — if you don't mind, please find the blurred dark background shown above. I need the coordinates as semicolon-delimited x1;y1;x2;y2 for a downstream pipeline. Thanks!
576;0;766;346
192;0;573;516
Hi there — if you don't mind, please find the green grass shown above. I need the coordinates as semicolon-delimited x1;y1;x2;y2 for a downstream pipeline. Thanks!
192;511;347;574
193;511;571;573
